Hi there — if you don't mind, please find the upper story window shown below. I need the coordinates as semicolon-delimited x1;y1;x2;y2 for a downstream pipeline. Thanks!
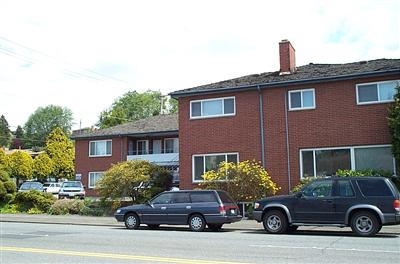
356;80;399;104
190;97;235;119
89;140;112;157
164;138;179;153
137;140;149;155
289;89;315;110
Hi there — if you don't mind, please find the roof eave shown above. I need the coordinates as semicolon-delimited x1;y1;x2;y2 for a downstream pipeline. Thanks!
169;69;400;98
71;129;179;140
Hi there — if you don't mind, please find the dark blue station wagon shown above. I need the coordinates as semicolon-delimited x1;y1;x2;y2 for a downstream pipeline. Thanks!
114;190;242;232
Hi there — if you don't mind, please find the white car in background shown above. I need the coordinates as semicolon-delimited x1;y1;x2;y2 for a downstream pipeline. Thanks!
43;182;61;194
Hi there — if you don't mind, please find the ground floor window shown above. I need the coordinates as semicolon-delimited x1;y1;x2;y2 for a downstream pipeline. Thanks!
300;145;395;178
192;153;238;182
88;172;104;188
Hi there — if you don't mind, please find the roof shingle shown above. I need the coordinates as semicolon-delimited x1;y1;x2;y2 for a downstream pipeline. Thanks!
71;114;178;139
170;59;400;97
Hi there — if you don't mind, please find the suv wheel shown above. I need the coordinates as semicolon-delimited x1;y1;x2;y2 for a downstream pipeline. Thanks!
189;214;206;232
263;210;288;234
124;213;140;229
350;211;380;236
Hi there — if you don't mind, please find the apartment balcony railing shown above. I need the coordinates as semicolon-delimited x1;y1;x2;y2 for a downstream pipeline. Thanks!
127;149;179;166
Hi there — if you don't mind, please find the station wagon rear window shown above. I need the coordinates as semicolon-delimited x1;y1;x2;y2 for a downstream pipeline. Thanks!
190;193;217;203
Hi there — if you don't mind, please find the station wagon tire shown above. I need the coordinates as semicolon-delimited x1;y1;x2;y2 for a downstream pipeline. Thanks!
124;213;140;230
350;211;380;236
189;214;206;232
263;210;288;234
208;224;223;231
147;224;160;229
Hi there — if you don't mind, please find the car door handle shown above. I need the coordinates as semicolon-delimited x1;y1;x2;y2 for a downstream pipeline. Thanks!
161;207;167;210
323;199;333;203
186;206;191;209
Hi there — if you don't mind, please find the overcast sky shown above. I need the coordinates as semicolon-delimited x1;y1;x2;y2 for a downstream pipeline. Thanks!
0;0;399;130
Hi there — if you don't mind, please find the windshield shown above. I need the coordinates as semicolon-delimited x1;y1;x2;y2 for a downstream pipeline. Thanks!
62;182;82;188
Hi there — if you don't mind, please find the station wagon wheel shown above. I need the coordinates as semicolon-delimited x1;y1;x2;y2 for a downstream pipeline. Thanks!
124;213;140;230
263;210;288;234
350;211;380;236
189;214;206;232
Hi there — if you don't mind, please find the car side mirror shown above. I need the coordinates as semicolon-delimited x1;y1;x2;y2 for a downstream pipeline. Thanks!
295;192;304;198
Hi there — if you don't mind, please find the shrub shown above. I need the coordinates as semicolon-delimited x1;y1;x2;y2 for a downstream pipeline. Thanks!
0;170;17;203
49;199;85;215
12;190;55;213
200;160;279;202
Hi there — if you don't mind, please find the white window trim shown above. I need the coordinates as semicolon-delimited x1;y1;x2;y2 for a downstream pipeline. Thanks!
192;152;239;183
356;80;399;105
288;88;316;111
164;138;179;153
137;140;149;155
190;96;236;119
88;171;104;189
89;140;112;157
299;144;395;179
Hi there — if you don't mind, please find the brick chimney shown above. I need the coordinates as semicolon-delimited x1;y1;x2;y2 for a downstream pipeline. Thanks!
279;39;296;74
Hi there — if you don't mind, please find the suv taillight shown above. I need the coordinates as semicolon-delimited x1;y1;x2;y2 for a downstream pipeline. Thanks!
394;199;400;212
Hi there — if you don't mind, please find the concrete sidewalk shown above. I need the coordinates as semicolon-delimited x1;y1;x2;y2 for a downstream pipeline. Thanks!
1;213;399;235
0;213;261;230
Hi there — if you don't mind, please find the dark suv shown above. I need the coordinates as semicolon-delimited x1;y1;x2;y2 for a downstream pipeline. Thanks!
114;190;242;232
253;177;400;236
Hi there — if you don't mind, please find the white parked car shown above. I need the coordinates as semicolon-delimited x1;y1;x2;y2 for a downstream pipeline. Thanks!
43;182;61;194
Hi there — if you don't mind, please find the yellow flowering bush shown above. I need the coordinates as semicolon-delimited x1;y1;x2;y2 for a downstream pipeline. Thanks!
199;160;279;202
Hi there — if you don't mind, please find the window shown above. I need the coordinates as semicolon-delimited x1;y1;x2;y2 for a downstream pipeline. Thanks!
137;140;149;155
302;180;333;198
192;153;238;182
337;180;355;197
89;140;112;157
164;138;179;153
356;80;399;104
357;179;393;197
289;89;315;110
300;145;395;178
190;97;235;118
88;172;103;189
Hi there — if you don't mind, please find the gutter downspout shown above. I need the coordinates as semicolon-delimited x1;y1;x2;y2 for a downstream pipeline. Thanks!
284;90;291;193
257;86;266;168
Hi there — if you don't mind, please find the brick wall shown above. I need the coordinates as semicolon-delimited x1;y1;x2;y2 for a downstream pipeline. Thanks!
178;75;397;193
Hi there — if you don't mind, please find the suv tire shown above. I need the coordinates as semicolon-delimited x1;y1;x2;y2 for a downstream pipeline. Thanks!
263;210;288;234
350;211;380;236
189;214;206;232
124;213;140;229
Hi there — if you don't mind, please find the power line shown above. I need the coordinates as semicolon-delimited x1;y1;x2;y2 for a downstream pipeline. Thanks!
0;36;131;85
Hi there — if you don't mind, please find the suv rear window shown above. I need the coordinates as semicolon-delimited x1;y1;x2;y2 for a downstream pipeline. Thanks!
357;179;393;197
190;192;217;203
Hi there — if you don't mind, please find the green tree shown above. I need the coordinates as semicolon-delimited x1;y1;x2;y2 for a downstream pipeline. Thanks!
0;170;17;203
10;125;25;149
23;105;73;148
44;127;74;181
98;91;178;128
388;85;400;173
0;115;12;148
0;148;10;172
33;153;55;181
96;160;162;201
9;150;33;183
199;160;279;202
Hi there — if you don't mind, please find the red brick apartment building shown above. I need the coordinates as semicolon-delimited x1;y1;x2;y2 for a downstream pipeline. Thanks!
72;115;179;196
170;40;400;194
